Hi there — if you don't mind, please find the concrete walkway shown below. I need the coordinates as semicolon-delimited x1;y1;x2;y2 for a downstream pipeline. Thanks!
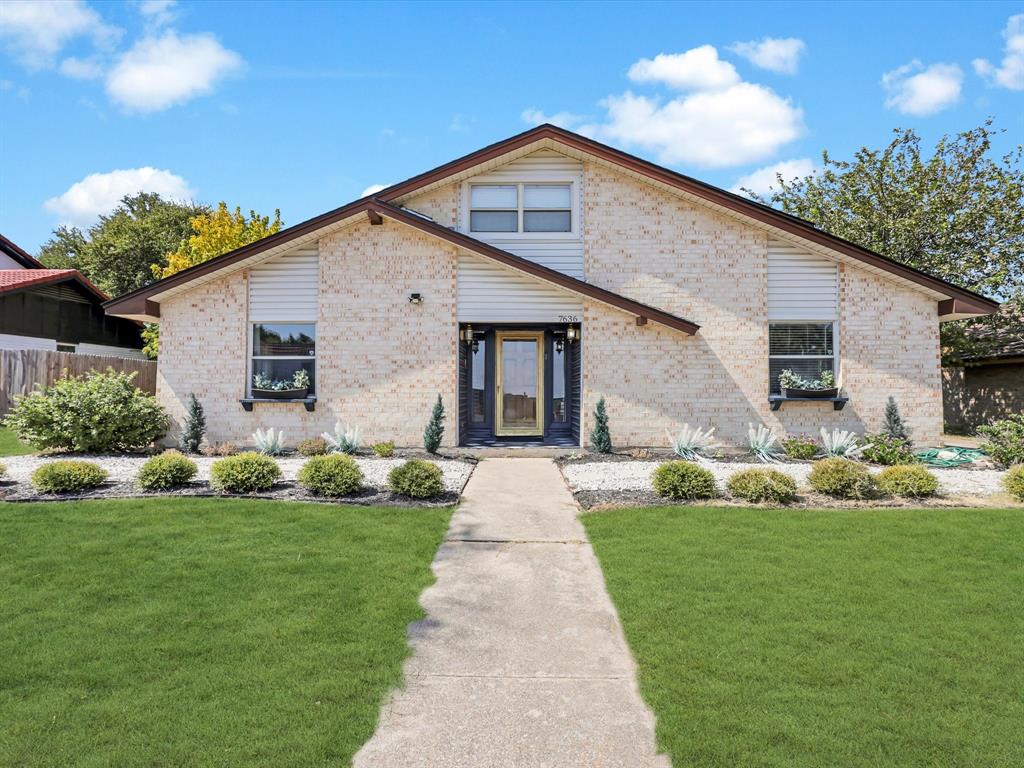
355;458;668;768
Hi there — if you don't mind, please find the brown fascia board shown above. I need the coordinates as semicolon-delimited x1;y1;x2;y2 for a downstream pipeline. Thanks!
0;233;45;269
373;202;699;334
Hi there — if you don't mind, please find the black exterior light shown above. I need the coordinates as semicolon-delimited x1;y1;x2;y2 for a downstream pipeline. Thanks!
408;293;423;304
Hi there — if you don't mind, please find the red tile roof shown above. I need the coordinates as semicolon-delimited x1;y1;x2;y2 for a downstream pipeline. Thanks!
0;269;109;299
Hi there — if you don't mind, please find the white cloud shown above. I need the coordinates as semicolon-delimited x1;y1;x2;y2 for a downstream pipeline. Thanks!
0;0;120;69
730;158;816;196
59;56;103;80
973;14;1024;90
44;167;195;226
139;0;178;28
360;184;389;197
520;107;586;129
627;45;740;91
881;60;963;116
729;37;805;74
105;30;243;112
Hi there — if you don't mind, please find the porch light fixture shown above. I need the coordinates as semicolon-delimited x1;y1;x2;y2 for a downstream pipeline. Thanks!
566;325;580;343
554;335;565;354
460;325;480;353
409;293;423;304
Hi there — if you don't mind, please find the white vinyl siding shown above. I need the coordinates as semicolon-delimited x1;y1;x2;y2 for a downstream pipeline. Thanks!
767;238;838;320
248;246;319;322
76;343;148;360
457;253;582;323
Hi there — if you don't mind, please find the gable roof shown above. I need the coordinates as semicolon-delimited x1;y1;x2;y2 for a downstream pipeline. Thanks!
104;124;999;323
0;268;109;300
0;233;45;269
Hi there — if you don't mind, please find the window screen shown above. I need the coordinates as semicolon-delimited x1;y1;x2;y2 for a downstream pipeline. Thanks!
768;322;835;395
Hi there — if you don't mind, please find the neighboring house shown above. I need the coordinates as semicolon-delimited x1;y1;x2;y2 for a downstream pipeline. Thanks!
0;234;145;359
943;311;1024;431
104;125;999;448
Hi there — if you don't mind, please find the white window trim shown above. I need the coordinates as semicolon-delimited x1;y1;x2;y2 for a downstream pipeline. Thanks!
247;321;317;397
768;319;841;387
461;172;582;240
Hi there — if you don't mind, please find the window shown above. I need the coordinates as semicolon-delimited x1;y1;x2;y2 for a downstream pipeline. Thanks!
551;340;566;422
469;183;572;234
769;322;835;395
471;337;486;423
56;343;76;353
251;322;316;395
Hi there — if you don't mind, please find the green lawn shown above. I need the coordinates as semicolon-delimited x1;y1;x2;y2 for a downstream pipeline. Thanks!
0;498;451;767
582;506;1024;768
0;426;33;456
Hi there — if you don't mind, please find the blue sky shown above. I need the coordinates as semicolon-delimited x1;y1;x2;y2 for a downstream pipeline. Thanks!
1;0;1021;257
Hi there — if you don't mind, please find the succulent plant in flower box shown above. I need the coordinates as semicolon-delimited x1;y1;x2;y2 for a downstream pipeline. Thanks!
778;369;838;399
251;369;310;400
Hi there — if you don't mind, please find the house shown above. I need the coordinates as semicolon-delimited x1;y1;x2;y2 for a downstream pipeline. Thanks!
104;125;999;449
0;234;146;359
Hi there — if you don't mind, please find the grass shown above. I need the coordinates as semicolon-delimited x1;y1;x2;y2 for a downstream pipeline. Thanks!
0;498;452;767
0;426;33;456
582;506;1024;768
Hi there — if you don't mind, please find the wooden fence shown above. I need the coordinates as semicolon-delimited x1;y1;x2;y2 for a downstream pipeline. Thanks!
0;349;156;415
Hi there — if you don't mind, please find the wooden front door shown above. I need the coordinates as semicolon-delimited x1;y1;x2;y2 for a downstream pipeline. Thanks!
495;330;544;436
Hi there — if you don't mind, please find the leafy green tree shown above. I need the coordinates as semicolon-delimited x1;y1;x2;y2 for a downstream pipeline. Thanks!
38;225;87;270
751;122;1024;363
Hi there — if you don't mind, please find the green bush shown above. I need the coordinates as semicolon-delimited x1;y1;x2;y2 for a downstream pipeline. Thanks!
976;413;1024;468
137;450;198;491
31;460;107;493
652;461;717;500
808;458;875;499
298;454;364;497
388;459;444;499
726;468;797;503
782;436;818;460
1003;465;1024;502
876;464;939;498
297;437;328;457
372;441;395;458
862;433;917;465
209;452;281;493
4;370;167;453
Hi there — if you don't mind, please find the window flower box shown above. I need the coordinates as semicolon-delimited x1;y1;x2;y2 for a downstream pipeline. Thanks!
780;386;839;399
251;386;308;400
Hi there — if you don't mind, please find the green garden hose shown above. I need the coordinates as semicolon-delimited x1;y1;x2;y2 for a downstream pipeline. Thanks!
915;447;986;467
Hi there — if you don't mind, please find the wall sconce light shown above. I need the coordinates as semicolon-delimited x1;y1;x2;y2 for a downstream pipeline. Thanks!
409;293;423;304
566;325;580;343
460;325;479;353
554;335;565;354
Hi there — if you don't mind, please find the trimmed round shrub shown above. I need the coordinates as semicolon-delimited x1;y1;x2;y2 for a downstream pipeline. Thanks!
137;450;198;491
209;452;281;493
297;437;329;457
782;436;818;460
388;459;444;499
876;464;939;498
372;441;395;458
298;454;364;497
652;461;717;500
5;369;167;453
31;460;107;493
727;468;797;504
808;458;875;499
1002;465;1024;502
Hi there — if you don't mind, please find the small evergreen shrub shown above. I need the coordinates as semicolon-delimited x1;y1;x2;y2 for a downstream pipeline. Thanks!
808;458;875;499
181;393;206;453
423;396;446;454
590;397;612;453
137;450;198;491
298;454;364;497
876;464;939;498
727;468;797;503
209;452;281;493
882;395;910;441
782;435;818;460
862;433;918;465
297;437;329;456
652;461;717;500
372;441;395;458
5;369;167;453
1004;466;1024;502
388;459;444;499
976;413;1024;468
31;460;107;493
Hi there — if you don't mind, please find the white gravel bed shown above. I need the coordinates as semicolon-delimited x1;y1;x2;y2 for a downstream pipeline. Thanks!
562;459;1008;497
1;454;473;493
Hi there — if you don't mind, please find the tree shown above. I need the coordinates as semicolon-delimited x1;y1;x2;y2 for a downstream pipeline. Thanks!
38;225;87;270
751;122;1024;364
883;396;910;442
589;397;612;453
181;393;207;453
153;202;282;280
423;395;445;454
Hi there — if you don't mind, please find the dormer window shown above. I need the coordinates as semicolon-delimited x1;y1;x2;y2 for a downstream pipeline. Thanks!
469;183;572;234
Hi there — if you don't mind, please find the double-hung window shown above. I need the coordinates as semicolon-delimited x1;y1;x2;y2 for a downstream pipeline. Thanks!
768;322;836;394
250;322;316;395
469;183;572;234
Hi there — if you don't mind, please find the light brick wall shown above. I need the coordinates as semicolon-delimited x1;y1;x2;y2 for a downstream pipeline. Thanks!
157;219;459;448
404;184;459;228
580;161;944;447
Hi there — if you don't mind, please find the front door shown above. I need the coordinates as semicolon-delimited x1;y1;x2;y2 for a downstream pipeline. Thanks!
495;330;544;436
